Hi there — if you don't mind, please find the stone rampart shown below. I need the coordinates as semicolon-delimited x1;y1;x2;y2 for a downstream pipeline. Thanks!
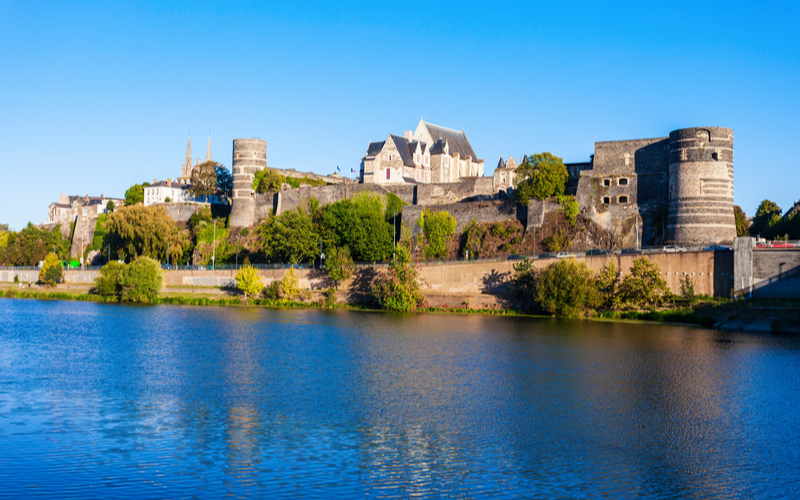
747;248;800;298
402;200;519;236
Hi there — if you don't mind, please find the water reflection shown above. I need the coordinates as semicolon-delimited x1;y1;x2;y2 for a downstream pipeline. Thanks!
0;300;799;498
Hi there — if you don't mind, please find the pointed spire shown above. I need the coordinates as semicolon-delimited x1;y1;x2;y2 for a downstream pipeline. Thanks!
186;134;192;167
206;132;212;162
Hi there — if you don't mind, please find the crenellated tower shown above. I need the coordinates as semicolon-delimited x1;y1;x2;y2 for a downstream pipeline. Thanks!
229;138;268;227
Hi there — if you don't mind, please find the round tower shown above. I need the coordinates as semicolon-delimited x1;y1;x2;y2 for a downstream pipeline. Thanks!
666;127;735;246
229;138;267;228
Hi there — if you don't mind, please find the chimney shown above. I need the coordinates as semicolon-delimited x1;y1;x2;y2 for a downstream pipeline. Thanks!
167;178;172;187
404;130;412;140
153;179;157;184
101;194;104;200
84;194;89;201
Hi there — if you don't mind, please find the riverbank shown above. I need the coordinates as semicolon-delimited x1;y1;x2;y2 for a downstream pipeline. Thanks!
4;282;798;334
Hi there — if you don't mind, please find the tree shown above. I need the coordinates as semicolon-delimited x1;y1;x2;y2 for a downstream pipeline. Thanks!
372;246;424;312
317;193;393;262
252;169;286;193
734;205;750;237
514;152;568;205
326;246;355;289
596;259;621;310
119;257;163;302
511;257;539;310
189;161;220;201
104;205;191;262
0;223;70;266
124;182;149;206
279;267;300;300
420;209;457;259
94;261;126;297
38;253;63;287
260;206;319;264
750;199;781;238
535;258;600;317
618;257;669;309
235;265;263;304
0;224;8;252
106;200;116;213
216;164;233;198
680;274;697;306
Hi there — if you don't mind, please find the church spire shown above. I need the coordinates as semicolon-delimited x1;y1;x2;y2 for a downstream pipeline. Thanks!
206;132;212;162
181;134;193;179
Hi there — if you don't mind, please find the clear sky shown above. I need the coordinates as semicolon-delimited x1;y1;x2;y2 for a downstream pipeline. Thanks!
1;1;798;230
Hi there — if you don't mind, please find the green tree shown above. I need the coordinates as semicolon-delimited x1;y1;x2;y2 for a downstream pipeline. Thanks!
535;258;600;317
216;164;233;198
371;246;424;312
0;224;8;252
38;252;63;287
680;274;697;306
106;200;116;213
259;207;319;264
514;152;568;205
557;195;580;226
317;193;393;262
750;199;781;238
104;205;192;262
189;160;220;201
420;209;457;259
124;182;149;206
326;246;355;289
0;223;70;266
734;205;750;237
511;257;539;310
94;261;126;297
252;169;286;193
279;267;300;300
618;257;669;309
235;265;263;304
119;257;163;302
596;259;621;310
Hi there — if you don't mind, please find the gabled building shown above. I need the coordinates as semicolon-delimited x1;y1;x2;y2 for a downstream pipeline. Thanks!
493;155;518;193
143;179;193;206
48;194;123;224
360;119;484;185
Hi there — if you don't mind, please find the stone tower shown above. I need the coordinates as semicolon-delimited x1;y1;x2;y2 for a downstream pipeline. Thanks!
229;138;267;228
180;135;193;180
666;127;735;245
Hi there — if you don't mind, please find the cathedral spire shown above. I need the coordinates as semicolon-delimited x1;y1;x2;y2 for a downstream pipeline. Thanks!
181;134;193;179
206;132;212;162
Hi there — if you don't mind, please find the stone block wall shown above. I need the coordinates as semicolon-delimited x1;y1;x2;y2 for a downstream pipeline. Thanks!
403;200;519;236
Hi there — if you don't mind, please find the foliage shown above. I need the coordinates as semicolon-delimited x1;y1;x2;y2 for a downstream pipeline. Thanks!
252;169;286;193
680;274;697;306
164;197;171;203
85;214;108;257
106;200;116;213
750;199;781;238
94;261;126;297
541;230;570;252
535;258;600;317
491;223;507;238
371;246;424;312
323;288;337;306
189;160;220;201
511;257;539;309
734;205;750;237
192;215;231;266
263;281;280;300
0;223;70;266
279;268;300;301
119;257;163;302
216;164;233;198
514;152;568;205
259;206;319;264
596;260;621;310
618;257;669;309
0;226;9;252
317;193;393;262
104;205;192;263
326;246;355;289
385;192;407;221
235;265;263;303
124;182;149;206
462;218;483;259
557;195;580;226
38;253;63;287
420;209;457;259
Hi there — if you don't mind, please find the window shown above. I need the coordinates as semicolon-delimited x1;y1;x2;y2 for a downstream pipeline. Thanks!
618;195;628;204
603;179;611;187
712;151;719;161
386;168;390;180
603;196;610;204
425;155;430;166
618;178;628;186
388;154;393;161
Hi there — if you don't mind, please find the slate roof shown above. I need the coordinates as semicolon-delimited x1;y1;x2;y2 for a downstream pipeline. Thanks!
496;157;506;169
388;135;417;167
429;138;447;155
366;141;386;158
422;122;479;160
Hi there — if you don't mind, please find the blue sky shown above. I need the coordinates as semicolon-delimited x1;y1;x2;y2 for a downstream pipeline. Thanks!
1;1;798;230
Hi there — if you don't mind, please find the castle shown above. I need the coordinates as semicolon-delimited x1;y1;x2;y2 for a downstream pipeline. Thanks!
227;125;736;248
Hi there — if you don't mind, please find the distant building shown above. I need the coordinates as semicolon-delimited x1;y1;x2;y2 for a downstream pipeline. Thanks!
360;119;484;185
143;179;194;206
179;133;213;181
48;194;123;224
492;155;519;193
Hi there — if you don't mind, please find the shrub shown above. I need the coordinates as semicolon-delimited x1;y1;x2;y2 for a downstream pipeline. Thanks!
514;152;568;205
326;246;355;289
323;288;337;306
511;235;522;245
279;268;300;301
38;253;62;287
420;209;457;259
264;281;280;300
235;265;263;304
372;246;424;312
596;259;620;310
491;223;507;238
557;195;580;226
536;258;600;317
259;207;319;264
94;261;126;297
462;218;483;259
511;257;539;310
542;230;570;252
119;257;163;302
618;257;669;309
680;274;697;306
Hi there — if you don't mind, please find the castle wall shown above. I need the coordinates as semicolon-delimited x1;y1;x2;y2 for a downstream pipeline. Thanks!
402;200;519;237
667;127;736;245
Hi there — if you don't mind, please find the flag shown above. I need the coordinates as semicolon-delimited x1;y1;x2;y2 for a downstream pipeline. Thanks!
336;165;340;172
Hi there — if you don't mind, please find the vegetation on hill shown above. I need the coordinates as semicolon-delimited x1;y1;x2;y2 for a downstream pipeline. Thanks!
103;205;191;263
514;152;568;206
252;169;328;194
734;205;750;237
189;160;221;201
419;209;457;259
124;182;150;206
0;223;70;266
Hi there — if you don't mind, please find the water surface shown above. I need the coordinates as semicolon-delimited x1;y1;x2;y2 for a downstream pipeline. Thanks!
1;300;798;499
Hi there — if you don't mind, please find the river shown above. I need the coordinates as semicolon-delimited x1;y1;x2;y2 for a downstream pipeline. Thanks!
0;299;798;499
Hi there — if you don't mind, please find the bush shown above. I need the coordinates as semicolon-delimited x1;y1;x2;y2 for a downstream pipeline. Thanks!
596;259;620;310
462;218;483;259
514;152;568;206
326;246;354;289
264;281;280;300
618;257;669;309
557;195;579;226
491;223;507;238
259;207;319;264
119;257;163;302
318;193;393;262
279;268;300;301
372;246;424;312
94;261;126;297
680;274;697;306
511;257;539;309
38;253;62;287
421;209;457;259
536;258;600;317
235;265;263;304
323;288;337;306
